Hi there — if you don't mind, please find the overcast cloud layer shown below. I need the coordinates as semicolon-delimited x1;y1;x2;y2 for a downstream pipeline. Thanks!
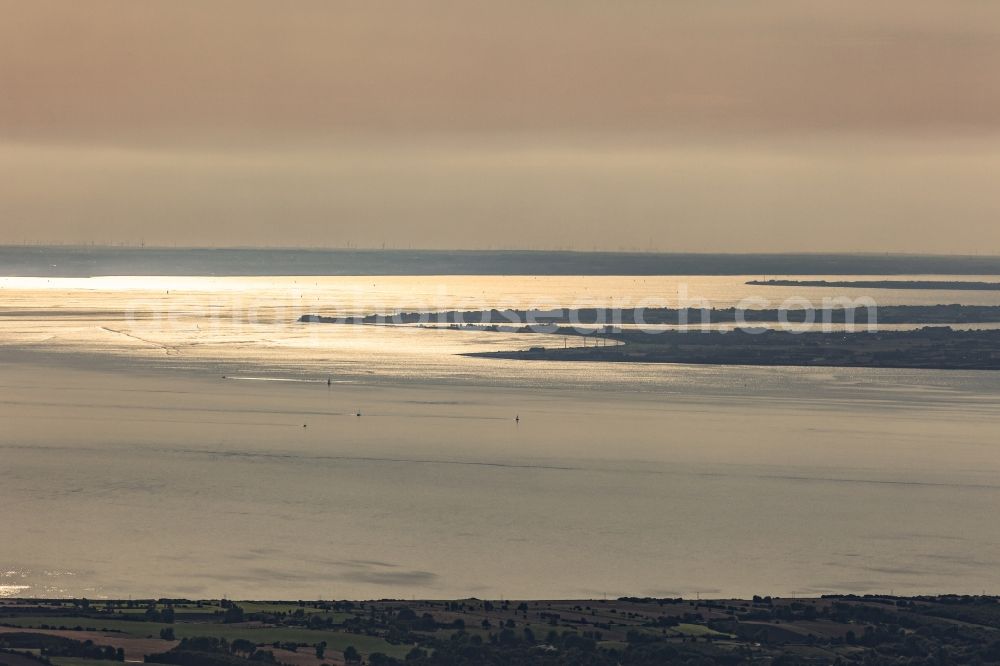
2;1;998;252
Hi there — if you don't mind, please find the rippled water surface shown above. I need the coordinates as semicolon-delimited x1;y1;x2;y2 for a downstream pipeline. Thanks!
2;273;999;599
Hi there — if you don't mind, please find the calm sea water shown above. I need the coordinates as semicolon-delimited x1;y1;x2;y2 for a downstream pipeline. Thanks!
2;270;1000;599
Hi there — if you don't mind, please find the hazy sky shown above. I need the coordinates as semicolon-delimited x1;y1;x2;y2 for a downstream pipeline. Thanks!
2;1;998;252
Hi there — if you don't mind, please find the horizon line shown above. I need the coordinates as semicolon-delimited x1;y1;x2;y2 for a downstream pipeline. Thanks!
3;243;999;259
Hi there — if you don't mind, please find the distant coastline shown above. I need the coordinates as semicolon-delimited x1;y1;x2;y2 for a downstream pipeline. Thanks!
748;279;1000;290
301;304;1000;326
4;246;1000;277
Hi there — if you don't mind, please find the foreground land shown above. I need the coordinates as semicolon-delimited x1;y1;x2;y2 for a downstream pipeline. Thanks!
3;595;1000;665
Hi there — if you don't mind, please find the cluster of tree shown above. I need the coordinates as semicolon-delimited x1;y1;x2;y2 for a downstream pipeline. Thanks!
0;633;124;661
340;606;439;642
342;627;742;666
145;636;276;666
0;647;52;665
219;604;244;624
142;605;175;623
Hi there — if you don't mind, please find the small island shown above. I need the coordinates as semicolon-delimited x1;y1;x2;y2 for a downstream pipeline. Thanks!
471;327;1000;370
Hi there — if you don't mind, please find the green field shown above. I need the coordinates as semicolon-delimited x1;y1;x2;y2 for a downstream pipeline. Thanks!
0;617;171;638
48;658;114;666
669;622;731;638
0;616;410;658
